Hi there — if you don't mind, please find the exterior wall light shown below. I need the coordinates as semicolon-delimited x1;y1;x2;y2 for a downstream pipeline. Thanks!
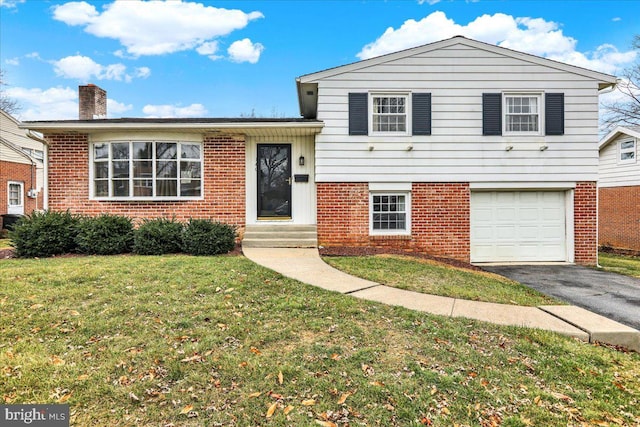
505;145;513;151
539;144;548;151
299;155;305;166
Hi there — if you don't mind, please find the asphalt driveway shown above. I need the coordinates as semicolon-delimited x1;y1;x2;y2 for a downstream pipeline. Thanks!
482;265;640;331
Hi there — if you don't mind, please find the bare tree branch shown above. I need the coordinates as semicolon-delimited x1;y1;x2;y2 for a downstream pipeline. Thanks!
0;69;21;115
602;35;640;129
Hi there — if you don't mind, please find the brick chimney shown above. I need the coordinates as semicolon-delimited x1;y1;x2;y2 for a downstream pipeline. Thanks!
79;84;107;120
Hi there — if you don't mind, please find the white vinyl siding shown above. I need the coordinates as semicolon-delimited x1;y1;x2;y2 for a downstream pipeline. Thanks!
306;43;604;184
599;134;640;188
471;191;567;262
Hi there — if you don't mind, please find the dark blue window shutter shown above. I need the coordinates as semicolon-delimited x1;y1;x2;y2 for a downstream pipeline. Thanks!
545;93;564;135
482;93;502;136
412;93;431;135
348;93;368;135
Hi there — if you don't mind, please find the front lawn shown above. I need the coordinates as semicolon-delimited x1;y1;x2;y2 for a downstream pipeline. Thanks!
1;255;638;426
599;252;640;277
324;254;559;306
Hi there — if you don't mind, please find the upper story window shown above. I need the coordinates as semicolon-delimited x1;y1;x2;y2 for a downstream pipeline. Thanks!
371;94;408;134
504;94;542;134
619;139;636;164
21;147;44;161
91;141;203;200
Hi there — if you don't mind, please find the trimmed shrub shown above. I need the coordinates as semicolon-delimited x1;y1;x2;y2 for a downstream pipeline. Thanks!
182;219;236;256
133;218;184;255
9;210;80;258
75;214;134;255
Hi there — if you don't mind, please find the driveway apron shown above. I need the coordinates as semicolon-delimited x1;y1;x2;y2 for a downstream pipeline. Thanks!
482;265;640;331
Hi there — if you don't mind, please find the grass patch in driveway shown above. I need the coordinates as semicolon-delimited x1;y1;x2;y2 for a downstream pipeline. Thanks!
1;255;638;426
599;252;640;278
323;254;561;306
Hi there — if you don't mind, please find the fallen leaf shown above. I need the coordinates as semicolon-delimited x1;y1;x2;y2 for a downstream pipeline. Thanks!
77;374;89;381
315;421;337;427
69;310;80;316
331;353;341;360
278;371;284;384
337;392;351;404
180;404;194;414
57;392;72;403
430;386;437;395
441;407;450;415
30;303;44;310
248;392;262;398
420;417;433;426
250;347;262;355
268;391;283;400
266;402;277;418
283;405;294;415
533;395;542;406
50;355;65;366
369;381;385;387
239;361;248;368
550;391;573;402
129;392;140;401
302;399;316;406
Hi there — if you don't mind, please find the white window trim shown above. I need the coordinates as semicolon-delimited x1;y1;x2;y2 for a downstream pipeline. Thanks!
369;92;411;136
7;181;24;214
369;191;411;236
502;92;544;136
89;140;204;201
618;138;637;164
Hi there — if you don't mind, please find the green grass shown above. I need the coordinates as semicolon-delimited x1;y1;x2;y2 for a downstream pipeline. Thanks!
324;254;560;306
1;255;638;426
599;252;640;277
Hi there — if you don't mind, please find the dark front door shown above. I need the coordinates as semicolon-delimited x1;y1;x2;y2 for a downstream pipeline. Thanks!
257;144;291;218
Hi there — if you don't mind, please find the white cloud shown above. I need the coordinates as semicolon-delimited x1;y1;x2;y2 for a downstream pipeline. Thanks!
228;38;264;64
612;17;622;22
356;11;637;75
52;55;151;82
107;98;133;116
52;1;264;57
5;58;20;66
142;103;208;118
418;0;442;4
6;86;78;120
6;85;133;120
0;0;25;9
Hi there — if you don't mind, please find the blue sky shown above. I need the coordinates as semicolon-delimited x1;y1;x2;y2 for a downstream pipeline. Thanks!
1;0;638;121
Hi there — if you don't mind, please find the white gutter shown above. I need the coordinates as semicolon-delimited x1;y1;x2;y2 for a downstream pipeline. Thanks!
20;121;324;132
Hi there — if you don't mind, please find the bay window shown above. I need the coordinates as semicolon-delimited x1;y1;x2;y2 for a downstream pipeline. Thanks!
92;141;202;199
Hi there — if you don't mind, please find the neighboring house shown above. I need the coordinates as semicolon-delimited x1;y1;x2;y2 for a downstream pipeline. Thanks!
598;126;640;252
0;109;46;229
22;36;617;265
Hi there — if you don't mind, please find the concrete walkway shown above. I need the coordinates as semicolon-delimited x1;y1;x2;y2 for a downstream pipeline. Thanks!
242;247;640;352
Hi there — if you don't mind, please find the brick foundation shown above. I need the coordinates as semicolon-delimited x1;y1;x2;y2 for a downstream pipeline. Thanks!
599;185;640;252
45;133;246;235
317;182;471;262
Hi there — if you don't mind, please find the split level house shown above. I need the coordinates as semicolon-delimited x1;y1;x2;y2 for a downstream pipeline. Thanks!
1;109;46;229
598;126;640;252
22;36;618;265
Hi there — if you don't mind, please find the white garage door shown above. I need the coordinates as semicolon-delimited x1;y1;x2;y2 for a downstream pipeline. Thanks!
471;191;567;263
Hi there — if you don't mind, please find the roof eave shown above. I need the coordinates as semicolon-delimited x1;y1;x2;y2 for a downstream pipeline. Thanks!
599;126;640;150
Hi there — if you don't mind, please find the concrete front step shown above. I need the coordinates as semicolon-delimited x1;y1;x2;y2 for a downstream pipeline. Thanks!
242;225;318;248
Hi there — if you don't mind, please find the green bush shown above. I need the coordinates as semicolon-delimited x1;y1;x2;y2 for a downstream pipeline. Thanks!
181;219;236;256
133;218;184;255
75;214;134;255
9;210;80;258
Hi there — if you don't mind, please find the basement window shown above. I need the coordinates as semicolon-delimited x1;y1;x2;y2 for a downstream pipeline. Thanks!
370;192;411;235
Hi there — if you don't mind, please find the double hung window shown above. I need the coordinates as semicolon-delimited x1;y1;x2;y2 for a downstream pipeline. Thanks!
371;95;408;134
92;141;202;199
504;94;541;134
370;193;411;234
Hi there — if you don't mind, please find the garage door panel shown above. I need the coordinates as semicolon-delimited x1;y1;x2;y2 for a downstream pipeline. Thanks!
471;191;567;263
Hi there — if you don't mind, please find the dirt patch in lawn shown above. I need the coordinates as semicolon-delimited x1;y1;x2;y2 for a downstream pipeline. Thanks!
319;246;482;271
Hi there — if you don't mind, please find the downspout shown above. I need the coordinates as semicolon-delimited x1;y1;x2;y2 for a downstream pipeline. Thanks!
27;130;48;211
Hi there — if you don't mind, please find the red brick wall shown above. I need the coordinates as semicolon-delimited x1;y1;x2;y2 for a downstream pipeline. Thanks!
599;185;640;252
574;181;598;265
45;133;246;234
316;182;471;262
1;160;40;228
